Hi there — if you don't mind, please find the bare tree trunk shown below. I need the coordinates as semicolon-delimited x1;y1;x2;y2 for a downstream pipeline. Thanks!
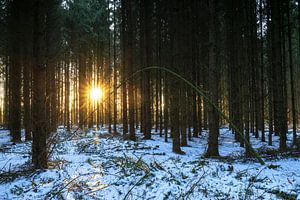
286;0;297;145
206;0;220;157
32;0;47;169
65;57;70;131
8;0;22;143
270;0;287;151
113;0;118;134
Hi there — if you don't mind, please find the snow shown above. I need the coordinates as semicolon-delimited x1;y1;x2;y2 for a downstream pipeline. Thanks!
0;127;299;199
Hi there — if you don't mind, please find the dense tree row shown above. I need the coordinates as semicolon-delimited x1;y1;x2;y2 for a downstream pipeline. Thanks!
0;0;300;169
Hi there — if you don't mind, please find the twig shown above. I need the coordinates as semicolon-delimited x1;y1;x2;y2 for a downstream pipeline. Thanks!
181;171;207;200
244;167;266;200
122;173;149;200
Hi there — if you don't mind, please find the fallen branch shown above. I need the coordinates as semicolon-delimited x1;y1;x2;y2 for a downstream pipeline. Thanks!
122;173;149;200
181;171;207;199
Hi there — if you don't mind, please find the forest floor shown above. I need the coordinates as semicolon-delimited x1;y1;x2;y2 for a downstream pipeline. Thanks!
0;127;300;200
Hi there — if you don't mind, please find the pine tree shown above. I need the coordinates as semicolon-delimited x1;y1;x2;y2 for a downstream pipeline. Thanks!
8;0;22;143
270;0;287;151
32;0;48;169
206;0;220;157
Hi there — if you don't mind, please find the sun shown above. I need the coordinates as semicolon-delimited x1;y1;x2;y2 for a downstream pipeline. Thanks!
90;87;104;101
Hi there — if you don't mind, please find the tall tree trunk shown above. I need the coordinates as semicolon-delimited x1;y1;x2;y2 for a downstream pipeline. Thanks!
79;52;87;129
8;0;22;143
260;0;265;142
140;0;152;139
270;0;287;151
121;0;128;136
286;0;297;145
32;0;47;169
266;0;274;146
113;0;118;134
22;2;33;141
65;57;70;131
170;1;184;154
206;0;220;157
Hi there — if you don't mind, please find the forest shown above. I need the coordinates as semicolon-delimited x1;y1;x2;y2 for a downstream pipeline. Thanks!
0;0;300;199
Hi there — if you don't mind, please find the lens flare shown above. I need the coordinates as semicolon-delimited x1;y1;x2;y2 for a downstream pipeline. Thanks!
90;87;103;100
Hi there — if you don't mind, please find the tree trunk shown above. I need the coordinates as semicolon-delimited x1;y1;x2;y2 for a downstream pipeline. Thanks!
206;0;220;157
32;0;48;169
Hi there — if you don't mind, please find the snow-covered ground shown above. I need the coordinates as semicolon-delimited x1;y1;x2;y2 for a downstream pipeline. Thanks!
0;127;299;200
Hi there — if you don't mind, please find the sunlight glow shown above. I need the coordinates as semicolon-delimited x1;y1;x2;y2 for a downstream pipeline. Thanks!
90;87;104;101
